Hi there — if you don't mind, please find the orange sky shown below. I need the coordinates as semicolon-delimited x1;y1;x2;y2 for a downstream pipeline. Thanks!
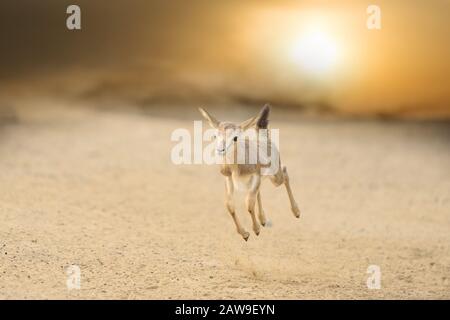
0;0;449;116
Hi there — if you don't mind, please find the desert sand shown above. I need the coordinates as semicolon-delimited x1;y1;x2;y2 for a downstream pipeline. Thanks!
0;100;449;299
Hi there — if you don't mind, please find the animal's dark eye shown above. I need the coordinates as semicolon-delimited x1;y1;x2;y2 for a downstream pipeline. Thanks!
233;136;238;142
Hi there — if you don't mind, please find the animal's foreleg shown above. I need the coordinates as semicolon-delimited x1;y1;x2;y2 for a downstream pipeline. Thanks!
246;175;261;235
225;177;249;241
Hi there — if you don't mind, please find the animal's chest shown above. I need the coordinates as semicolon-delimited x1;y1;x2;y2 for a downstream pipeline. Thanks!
231;174;253;192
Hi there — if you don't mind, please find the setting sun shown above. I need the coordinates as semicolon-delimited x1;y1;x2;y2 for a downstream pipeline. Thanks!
290;30;340;75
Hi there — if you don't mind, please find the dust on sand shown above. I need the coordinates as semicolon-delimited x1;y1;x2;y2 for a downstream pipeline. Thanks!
0;100;449;299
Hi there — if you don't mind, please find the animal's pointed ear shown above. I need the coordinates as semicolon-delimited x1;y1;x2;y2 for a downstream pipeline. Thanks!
198;107;219;128
256;104;270;129
239;116;258;131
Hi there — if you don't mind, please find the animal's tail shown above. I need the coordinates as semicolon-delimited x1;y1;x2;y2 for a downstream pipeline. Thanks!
256;104;270;129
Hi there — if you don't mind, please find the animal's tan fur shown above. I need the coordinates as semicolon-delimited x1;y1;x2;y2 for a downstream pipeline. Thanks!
199;105;301;240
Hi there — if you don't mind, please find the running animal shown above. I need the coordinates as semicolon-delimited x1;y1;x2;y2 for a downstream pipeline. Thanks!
198;104;301;241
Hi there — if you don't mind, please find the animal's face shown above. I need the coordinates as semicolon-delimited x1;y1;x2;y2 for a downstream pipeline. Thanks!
198;108;259;157
214;122;240;156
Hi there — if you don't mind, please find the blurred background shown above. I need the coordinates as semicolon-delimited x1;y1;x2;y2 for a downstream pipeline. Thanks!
0;0;449;117
0;1;449;300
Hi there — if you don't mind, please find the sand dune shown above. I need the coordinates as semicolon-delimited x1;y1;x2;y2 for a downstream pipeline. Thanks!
0;100;449;299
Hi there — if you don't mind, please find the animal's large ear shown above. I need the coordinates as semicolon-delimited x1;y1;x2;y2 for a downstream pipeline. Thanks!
239;104;271;131
198;107;219;128
256;104;270;129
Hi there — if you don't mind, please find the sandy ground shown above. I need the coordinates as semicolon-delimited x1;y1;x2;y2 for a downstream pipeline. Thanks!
0;100;449;299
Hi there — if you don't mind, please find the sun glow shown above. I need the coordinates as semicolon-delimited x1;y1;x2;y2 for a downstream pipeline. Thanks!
290;30;340;75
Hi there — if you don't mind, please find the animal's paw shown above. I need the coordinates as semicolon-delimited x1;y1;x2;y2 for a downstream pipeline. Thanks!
258;212;267;227
292;205;301;218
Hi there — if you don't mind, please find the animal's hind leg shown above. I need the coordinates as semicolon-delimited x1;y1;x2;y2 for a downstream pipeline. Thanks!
282;166;301;218
256;192;267;226
270;166;284;187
